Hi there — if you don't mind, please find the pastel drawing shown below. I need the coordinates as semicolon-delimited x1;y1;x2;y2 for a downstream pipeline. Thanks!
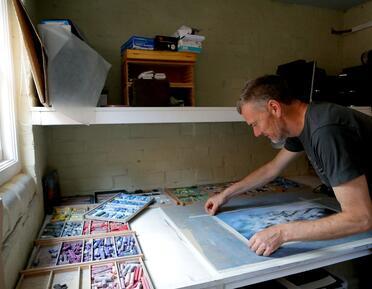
217;202;336;239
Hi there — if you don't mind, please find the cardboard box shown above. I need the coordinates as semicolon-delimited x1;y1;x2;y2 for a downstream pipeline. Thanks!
120;36;154;54
177;45;202;53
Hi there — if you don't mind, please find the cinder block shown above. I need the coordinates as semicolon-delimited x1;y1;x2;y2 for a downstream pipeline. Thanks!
210;123;234;136
99;165;129;177
107;149;143;164
209;142;238;157
212;166;236;183
113;175;134;190
233;122;250;135
165;169;195;187
49;140;86;155
130;124;179;138
180;123;210;136
50;126;80;142
78;125;110;141
195;168;213;183
130;169;165;189
108;124;130;139
57;153;107;168
136;160;172;172
233;163;254;179
59;180;79;195
72;176;113;194
86;138;110;153
143;147;178;162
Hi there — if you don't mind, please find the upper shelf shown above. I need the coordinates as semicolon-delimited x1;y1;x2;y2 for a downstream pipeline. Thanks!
31;106;244;125
31;105;370;126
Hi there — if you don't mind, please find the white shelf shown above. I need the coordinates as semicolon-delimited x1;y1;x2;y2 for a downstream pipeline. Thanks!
31;106;244;125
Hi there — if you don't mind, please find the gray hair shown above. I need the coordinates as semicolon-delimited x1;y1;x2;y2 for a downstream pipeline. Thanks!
237;75;294;114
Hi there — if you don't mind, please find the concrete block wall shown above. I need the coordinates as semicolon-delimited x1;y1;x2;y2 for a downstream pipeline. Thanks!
29;0;343;106
342;1;372;68
46;123;310;196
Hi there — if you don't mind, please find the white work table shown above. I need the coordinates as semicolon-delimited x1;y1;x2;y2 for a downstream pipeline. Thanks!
131;208;214;289
131;189;372;289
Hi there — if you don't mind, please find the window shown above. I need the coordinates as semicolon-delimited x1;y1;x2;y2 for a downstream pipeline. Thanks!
0;0;20;186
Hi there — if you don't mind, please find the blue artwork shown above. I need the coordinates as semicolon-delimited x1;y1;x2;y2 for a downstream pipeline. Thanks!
216;202;335;240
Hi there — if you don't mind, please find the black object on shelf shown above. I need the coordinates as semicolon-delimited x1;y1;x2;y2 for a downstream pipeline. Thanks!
276;59;326;103
277;59;372;106
131;79;171;106
154;35;178;51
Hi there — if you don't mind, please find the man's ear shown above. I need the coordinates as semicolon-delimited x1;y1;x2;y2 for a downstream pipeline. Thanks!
267;99;282;118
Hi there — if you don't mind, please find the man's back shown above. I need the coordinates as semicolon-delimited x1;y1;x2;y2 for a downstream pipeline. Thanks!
286;102;372;195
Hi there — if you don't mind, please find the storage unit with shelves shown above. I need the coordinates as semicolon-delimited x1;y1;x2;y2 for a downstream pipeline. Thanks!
121;49;197;106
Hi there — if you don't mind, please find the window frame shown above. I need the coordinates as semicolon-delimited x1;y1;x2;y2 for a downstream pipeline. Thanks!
0;0;21;186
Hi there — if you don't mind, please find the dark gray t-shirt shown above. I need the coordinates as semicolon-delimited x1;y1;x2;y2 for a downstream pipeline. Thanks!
285;102;372;197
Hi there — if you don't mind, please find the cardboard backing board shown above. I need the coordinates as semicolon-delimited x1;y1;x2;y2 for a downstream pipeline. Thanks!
161;192;372;272
84;193;154;223
12;0;48;106
17;258;154;289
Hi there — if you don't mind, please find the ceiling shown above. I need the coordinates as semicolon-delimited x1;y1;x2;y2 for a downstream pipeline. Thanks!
276;0;370;11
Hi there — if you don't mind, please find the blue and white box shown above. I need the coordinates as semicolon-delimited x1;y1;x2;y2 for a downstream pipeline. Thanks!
120;36;154;54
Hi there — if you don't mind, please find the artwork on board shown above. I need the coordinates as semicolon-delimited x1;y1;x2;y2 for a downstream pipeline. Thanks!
216;201;336;240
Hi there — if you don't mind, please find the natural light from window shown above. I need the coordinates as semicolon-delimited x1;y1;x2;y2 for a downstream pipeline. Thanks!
0;0;20;186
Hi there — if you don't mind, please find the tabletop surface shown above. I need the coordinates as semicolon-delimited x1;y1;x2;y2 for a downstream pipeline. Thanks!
131;182;372;289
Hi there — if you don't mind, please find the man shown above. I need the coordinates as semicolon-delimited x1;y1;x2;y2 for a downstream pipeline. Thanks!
205;75;372;257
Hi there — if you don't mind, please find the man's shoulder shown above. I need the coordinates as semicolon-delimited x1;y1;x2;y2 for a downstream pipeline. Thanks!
308;102;350;120
306;102;363;133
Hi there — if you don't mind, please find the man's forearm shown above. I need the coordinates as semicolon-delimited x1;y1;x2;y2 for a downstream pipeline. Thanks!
282;211;372;242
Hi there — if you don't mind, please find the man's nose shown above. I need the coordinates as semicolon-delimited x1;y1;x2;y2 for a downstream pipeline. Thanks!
253;127;261;137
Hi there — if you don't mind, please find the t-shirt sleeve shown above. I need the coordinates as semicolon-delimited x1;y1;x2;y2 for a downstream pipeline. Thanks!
284;137;304;152
313;125;364;187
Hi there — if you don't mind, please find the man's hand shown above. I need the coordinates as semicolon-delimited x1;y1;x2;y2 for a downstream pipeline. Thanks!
248;224;286;256
204;193;227;215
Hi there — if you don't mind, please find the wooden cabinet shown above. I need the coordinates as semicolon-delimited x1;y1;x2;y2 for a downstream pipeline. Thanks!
121;49;197;106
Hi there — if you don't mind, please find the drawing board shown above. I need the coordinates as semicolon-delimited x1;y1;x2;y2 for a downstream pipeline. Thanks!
161;191;372;272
